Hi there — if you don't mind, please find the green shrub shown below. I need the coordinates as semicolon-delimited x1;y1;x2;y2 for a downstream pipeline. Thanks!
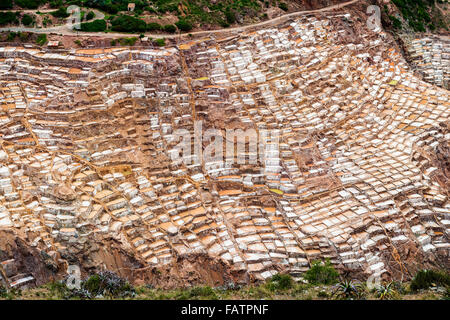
42;15;51;27
304;260;339;285
82;274;101;295
80;19;107;32
163;24;176;33
225;9;236;24
49;0;63;9
410;270;450;292
21;14;34;26
84;0;119;14
0;12;19;26
86;11;95;21
155;0;179;14
219;20;230;28
175;19;193;32
389;15;402;29
15;0;42;10
50;7;70;18
7;31;17;41
267;273;294;291
46;280;69;298
409;20;426;32
111;15;147;33
0;0;13;10
36;33;47;45
278;2;288;12
144;6;153;13
154;38;165;46
147;22;161;31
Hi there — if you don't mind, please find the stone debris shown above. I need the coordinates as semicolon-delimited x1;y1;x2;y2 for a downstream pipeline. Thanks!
0;13;448;282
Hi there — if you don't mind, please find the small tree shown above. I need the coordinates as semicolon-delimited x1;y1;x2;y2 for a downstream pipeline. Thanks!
225;9;236;24
278;2;288;12
86;11;95;21
7;32;16;41
304;259;339;285
111;15;147;33
0;0;13;10
147;22;161;31
163;24;176;33
267;273;294;291
21;14;34;26
175;19;192;32
0;12;19;26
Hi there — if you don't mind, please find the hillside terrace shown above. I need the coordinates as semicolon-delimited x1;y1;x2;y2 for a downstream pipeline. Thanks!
0;13;448;284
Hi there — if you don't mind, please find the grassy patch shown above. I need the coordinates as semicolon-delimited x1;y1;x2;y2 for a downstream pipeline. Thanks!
4;277;450;300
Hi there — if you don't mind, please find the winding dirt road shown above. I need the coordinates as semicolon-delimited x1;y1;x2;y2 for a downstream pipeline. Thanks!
0;0;360;39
